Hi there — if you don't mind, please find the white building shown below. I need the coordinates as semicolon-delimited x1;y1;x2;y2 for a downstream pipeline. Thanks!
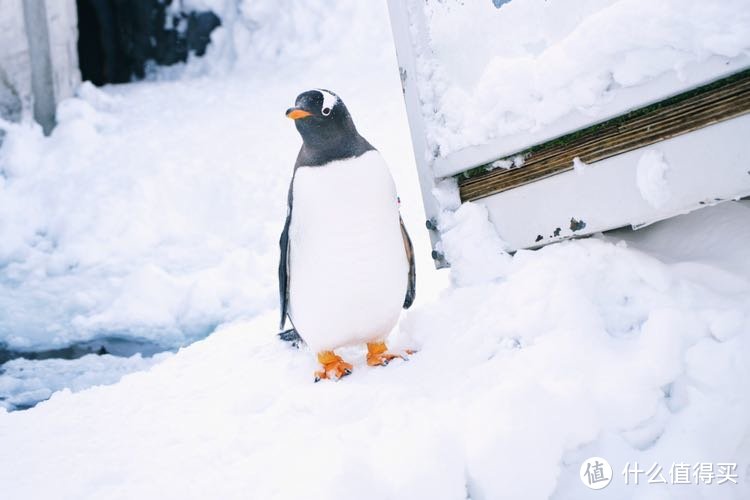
0;0;80;134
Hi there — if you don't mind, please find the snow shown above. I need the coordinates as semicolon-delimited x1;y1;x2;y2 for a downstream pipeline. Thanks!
489;153;525;172
606;200;750;280
1;201;749;499
0;79;278;351
417;0;750;158
436;201;511;287
573;156;589;176
636;149;671;208
0;0;748;498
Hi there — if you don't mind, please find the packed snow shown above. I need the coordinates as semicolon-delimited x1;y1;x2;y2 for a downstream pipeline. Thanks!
636;149;671;208
436;200;511;287
417;0;750;158
0;1;749;499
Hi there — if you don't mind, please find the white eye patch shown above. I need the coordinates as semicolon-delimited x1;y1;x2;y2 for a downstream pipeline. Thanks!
316;89;338;116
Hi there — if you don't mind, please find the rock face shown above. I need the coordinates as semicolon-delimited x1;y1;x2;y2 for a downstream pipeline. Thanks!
76;0;221;86
0;0;80;135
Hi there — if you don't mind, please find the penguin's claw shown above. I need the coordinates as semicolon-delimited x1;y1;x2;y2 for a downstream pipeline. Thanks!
367;352;402;366
314;351;353;382
366;342;413;367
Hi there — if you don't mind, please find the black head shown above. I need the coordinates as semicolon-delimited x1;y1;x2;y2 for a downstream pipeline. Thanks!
286;89;374;167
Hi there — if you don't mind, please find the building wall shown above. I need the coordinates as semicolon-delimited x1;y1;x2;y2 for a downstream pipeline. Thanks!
0;0;32;123
47;0;80;106
0;0;80;133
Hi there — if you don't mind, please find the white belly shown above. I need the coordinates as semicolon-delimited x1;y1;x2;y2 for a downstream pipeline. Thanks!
288;150;408;352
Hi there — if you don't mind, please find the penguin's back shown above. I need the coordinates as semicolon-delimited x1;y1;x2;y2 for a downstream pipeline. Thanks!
288;150;408;352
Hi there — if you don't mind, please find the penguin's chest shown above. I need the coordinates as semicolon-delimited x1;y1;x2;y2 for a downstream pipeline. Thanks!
288;151;407;350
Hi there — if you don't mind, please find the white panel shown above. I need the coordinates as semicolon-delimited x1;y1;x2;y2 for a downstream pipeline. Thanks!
0;0;32;119
478;114;750;251
434;56;750;178
0;0;79;130
45;0;80;104
387;0;445;265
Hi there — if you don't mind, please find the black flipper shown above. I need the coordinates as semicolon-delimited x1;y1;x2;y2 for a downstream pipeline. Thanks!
400;215;416;309
279;182;293;330
278;211;291;329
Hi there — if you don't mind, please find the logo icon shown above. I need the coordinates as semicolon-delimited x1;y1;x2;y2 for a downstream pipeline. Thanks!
580;457;613;490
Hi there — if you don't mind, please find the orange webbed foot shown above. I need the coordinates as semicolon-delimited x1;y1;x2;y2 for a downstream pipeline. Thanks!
366;342;414;367
314;351;353;382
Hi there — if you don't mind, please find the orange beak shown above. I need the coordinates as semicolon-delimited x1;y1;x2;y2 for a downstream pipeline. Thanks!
286;108;312;120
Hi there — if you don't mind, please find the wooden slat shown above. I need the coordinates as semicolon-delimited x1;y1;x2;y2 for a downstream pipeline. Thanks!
458;70;750;202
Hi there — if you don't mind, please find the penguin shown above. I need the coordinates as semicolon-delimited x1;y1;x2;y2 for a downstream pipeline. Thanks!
279;89;416;381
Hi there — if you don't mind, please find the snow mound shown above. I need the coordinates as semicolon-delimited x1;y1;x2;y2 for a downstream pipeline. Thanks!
0;81;284;351
437;201;511;287
419;0;750;157
170;1;390;73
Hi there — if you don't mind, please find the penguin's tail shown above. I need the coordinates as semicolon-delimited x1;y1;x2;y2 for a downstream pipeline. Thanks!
278;328;304;347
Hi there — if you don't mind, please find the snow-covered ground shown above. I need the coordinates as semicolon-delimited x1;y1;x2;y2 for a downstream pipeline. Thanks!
1;200;749;499
0;1;444;409
1;1;749;498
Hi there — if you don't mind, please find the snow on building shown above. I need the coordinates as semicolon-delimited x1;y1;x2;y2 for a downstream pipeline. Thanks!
388;0;750;264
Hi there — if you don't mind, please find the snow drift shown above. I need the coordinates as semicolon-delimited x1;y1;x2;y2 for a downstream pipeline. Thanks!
418;0;750;157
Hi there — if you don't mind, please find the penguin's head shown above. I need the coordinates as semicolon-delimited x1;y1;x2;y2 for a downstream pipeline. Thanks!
286;89;357;147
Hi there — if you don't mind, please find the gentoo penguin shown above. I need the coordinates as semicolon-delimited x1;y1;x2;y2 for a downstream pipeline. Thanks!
279;89;416;381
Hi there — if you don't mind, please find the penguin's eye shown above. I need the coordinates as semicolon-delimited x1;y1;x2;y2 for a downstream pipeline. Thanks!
322;107;332;116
